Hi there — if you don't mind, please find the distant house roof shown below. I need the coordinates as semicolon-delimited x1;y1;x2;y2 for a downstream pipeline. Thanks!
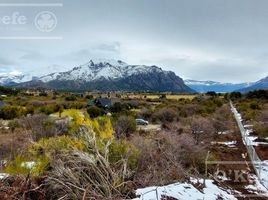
97;98;112;107
88;101;96;106
88;98;112;108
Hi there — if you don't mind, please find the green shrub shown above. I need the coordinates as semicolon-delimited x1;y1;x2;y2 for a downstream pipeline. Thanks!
39;92;48;97
254;123;268;139
39;104;61;115
87;106;103;118
5;155;50;176
247;90;268;99
0;106;24;120
230;92;242;100
85;94;94;99
109;140;139;169
65;95;77;101
110;102;130;113
250;101;261;110
30;135;85;158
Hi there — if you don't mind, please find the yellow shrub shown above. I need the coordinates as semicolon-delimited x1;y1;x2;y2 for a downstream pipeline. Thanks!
29;135;85;158
31;156;50;176
61;109;114;140
90;117;113;140
5;155;49;176
5;156;31;175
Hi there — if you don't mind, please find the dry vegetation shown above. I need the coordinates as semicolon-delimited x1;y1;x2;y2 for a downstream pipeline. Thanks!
0;88;250;199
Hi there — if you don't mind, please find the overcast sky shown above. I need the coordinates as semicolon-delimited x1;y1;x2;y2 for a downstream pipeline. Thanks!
1;0;268;83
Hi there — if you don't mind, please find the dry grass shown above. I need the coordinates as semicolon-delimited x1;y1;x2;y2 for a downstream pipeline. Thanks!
0;130;31;161
45;128;134;199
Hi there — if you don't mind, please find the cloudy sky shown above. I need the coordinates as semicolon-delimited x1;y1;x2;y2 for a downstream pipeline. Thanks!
1;0;268;83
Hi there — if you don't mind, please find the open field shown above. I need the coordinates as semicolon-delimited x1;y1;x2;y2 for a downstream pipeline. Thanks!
122;94;198;100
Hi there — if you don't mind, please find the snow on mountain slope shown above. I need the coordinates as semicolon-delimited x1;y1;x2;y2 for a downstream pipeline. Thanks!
18;59;193;92
185;79;253;93
39;59;163;83
237;75;268;93
185;80;222;86
0;73;33;85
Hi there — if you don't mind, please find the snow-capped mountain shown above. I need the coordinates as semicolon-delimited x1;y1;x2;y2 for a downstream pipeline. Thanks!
185;79;253;93
18;59;194;93
39;59;163;83
0;73;34;86
237;75;268;93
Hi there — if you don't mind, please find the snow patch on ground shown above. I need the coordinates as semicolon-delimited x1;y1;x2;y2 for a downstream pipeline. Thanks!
0;173;8;179
133;179;238;200
257;160;268;189
245;174;268;196
211;141;237;148
217;131;230;135
21;161;35;169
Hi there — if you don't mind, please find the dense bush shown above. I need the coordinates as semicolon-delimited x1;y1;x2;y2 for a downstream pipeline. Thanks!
87;105;103;118
109;140;139;169
5;155;49;176
229;92;242;100
132;133;206;186
39;104;61;115
113;115;136;138
0;86;18;95
237;101;260;120
152;107;178;123
212;105;233;133
110;102;131;113
191;116;215;144
246;90;268;99
138;108;154;119
85;94;94;99
254;123;268;139
20;114;68;141
65;95;77;101
63;102;85;109
206;91;217;96
197;98;224;116
0;106;24;120
39;92;48;97
250;101;261;110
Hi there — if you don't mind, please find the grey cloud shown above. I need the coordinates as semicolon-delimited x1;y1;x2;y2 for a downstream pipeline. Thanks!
20;51;47;61
93;42;120;53
1;0;268;82
0;56;16;66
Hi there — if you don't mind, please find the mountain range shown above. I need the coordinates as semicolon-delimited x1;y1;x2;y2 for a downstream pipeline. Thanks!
0;73;35;86
236;76;268;93
1;59;268;93
12;59;194;93
184;80;253;93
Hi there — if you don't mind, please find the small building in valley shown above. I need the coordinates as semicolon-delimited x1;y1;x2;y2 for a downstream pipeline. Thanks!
88;98;113;108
